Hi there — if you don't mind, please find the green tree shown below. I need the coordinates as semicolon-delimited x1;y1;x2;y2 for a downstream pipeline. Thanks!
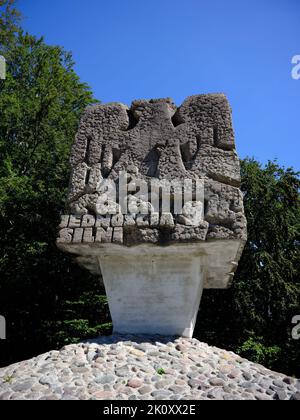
0;0;20;48
0;8;111;366
196;159;300;376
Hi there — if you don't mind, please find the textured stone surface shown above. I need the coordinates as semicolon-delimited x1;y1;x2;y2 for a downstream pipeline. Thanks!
57;94;247;249
0;335;298;401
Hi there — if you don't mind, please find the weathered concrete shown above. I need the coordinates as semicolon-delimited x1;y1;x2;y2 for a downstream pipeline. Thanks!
57;94;247;337
99;246;203;337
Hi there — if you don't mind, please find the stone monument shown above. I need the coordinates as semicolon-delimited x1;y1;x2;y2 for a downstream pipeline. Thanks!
57;94;247;338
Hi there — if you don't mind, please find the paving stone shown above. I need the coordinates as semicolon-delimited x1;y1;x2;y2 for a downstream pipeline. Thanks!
94;374;115;384
138;385;153;395
127;378;143;388
0;334;297;401
11;381;34;392
209;378;225;386
290;392;300;400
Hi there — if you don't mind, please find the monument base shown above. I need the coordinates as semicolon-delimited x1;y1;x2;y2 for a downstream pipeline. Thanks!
99;247;204;338
58;240;244;338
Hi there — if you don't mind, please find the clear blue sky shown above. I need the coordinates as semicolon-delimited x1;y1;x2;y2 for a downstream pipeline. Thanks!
19;0;300;170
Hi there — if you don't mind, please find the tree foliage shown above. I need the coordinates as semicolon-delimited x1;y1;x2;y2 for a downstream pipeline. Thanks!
0;0;20;48
0;3;110;366
195;159;300;376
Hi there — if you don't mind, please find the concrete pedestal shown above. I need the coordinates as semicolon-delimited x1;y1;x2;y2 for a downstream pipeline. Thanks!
58;240;243;338
99;249;203;338
94;241;242;338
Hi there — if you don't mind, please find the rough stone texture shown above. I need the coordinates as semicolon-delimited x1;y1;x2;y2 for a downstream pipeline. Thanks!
0;336;298;401
57;94;247;249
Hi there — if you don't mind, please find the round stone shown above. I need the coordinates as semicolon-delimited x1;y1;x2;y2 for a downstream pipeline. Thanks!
275;391;287;400
272;379;285;388
209;378;225;387
242;372;252;381
127;378;143;388
290;392;300;400
95;374;115;384
175;344;187;352
11;381;34;392
138;385;153;395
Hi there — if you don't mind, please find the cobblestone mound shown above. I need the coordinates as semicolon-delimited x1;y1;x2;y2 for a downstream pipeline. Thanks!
1;335;299;400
